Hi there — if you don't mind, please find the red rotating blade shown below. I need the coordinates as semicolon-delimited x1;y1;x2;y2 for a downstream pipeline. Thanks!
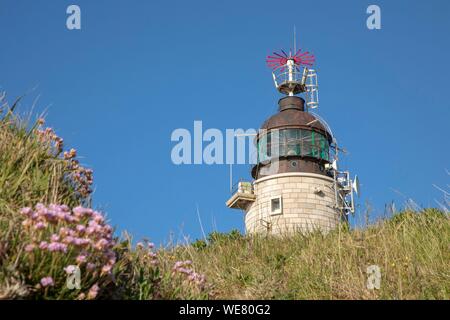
266;48;315;69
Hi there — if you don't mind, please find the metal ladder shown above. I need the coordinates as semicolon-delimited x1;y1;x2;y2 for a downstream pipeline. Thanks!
305;69;319;109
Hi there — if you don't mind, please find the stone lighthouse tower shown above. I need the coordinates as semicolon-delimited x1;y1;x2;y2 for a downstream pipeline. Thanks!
226;44;359;235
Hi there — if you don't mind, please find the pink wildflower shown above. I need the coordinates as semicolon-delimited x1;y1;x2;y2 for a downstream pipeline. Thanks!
73;206;93;218
34;222;46;230
39;241;49;250
101;264;112;275
62;236;74;244
92;213;104;223
47;242;68;253
20;207;32;216
77;293;86;300
60;204;70;212
77;238;91;246
25;244;36;252
64;265;77;274
76;225;86;233
59;227;70;237
40;277;54;287
94;239;109;250
87;284;99;299
35;203;46;211
76;255;87;264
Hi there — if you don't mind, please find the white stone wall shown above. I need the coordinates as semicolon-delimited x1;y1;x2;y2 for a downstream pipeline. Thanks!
245;172;341;235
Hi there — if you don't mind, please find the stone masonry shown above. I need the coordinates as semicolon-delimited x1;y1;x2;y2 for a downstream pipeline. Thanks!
244;172;341;235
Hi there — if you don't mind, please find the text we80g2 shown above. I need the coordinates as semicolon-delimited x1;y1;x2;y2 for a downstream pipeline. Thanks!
222;304;270;315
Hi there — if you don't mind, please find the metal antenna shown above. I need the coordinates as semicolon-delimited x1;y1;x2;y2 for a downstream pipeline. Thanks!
229;164;233;192
293;25;297;53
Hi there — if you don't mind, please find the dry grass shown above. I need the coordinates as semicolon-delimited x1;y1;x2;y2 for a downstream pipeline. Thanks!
158;210;449;300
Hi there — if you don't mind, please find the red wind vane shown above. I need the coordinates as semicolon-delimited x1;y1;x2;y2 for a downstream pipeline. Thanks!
266;49;315;70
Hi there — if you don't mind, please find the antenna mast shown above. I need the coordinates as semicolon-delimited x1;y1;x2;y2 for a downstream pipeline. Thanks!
266;38;318;108
293;25;296;54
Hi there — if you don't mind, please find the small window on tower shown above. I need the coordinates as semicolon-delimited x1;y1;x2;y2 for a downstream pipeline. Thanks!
270;196;282;215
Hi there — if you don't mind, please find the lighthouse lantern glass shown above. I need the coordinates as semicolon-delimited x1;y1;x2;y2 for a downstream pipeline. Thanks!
257;129;329;162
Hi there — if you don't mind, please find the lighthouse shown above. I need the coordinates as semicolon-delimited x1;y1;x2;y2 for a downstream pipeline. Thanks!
226;43;359;235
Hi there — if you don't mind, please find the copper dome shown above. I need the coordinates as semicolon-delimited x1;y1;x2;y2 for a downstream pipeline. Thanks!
251;96;333;179
259;96;332;142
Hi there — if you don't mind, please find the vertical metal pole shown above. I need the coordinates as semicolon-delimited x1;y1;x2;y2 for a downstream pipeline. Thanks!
293;25;297;53
287;60;294;82
350;175;355;213
229;163;233;192
333;169;340;214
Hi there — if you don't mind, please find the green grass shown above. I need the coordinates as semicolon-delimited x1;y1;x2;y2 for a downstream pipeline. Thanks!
0;95;449;300
161;209;449;299
0;97;95;298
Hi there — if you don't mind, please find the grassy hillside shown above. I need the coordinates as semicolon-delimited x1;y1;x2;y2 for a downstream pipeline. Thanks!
163;211;449;299
0;96;449;300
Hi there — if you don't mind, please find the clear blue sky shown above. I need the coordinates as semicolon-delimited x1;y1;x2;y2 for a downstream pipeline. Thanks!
1;0;449;245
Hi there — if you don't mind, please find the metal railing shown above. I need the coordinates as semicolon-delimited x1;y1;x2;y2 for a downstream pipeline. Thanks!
230;179;253;195
272;65;307;88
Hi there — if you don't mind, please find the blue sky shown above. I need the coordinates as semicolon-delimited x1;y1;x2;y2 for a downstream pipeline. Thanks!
1;0;449;244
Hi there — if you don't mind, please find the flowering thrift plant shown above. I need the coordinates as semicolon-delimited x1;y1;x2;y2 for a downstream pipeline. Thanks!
111;238;210;300
172;260;206;289
36;121;93;199
19;203;116;299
